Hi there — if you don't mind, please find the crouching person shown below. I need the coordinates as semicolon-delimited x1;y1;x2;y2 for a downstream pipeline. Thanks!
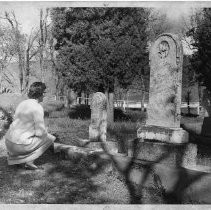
5;82;56;170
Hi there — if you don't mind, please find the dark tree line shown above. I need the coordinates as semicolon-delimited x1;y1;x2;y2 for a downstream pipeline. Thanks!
50;7;150;125
189;8;211;93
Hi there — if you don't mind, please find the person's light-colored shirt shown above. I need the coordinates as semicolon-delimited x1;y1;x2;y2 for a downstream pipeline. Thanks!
5;99;48;145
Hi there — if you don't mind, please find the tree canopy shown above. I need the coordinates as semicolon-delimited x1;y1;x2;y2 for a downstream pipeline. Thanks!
189;8;211;92
51;7;149;94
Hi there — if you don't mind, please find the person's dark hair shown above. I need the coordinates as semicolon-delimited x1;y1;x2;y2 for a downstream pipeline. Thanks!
28;82;46;99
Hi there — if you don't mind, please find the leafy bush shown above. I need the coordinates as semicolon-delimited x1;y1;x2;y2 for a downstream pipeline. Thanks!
0;107;14;139
0;93;26;139
67;105;147;122
0;93;27;114
43;101;64;111
42;100;65;117
68;104;91;120
114;108;130;121
48;109;70;118
115;108;147;123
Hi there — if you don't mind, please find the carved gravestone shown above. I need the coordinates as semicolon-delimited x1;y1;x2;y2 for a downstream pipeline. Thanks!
89;92;107;142
147;34;183;127
137;34;189;144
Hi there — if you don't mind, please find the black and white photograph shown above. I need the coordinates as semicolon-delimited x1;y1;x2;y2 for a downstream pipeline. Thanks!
0;0;210;207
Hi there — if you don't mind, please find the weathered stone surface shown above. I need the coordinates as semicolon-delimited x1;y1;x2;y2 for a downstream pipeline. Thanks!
147;33;183;128
89;92;107;142
137;125;189;144
86;141;118;153
127;139;197;167
137;33;188;144
53;142;104;160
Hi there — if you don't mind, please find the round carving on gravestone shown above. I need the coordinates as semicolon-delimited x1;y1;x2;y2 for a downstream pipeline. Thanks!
158;41;170;59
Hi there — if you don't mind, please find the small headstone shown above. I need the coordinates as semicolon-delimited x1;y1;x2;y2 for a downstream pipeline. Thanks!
89;92;107;142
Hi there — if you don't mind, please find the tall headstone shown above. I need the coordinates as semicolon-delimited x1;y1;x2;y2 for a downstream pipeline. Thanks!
89;92;107;142
137;33;189;143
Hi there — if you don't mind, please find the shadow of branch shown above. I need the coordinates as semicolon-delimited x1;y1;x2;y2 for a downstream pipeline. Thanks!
99;136;208;204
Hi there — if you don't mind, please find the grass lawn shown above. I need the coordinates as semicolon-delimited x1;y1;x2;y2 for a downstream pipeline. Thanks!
0;104;164;204
0;120;163;204
0;102;210;204
0;139;131;204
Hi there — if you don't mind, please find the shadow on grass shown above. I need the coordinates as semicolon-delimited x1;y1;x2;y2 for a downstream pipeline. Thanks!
0;147;115;204
97;133;209;204
0;139;209;204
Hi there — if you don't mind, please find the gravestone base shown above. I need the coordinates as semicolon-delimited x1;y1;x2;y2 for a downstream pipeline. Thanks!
128;139;197;167
137;125;189;144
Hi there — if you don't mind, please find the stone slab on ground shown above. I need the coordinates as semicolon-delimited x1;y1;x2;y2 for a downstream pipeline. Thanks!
153;163;211;203
99;153;211;203
127;139;197;167
54;141;211;203
137;125;189;144
86;141;118;153
54;142;103;160
53;142;118;161
107;155;211;204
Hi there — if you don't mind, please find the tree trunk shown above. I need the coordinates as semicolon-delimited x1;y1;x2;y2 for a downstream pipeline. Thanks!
40;9;45;83
15;25;24;93
24;48;30;93
105;90;114;127
18;53;24;93
0;70;3;92
49;36;59;99
140;74;146;112
126;91;129;111
40;51;44;82
141;89;146;112
55;75;61;99
187;90;191;115
5;12;24;94
81;92;85;104
78;92;82;104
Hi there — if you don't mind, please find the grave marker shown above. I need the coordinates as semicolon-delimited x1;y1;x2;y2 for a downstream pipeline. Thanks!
138;34;189;143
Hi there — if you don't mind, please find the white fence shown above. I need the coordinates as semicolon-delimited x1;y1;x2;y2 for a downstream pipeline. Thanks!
114;100;147;110
181;102;202;115
76;97;91;105
75;98;147;110
54;95;202;115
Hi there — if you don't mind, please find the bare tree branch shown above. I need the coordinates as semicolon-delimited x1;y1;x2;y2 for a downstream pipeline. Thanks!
2;71;15;88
